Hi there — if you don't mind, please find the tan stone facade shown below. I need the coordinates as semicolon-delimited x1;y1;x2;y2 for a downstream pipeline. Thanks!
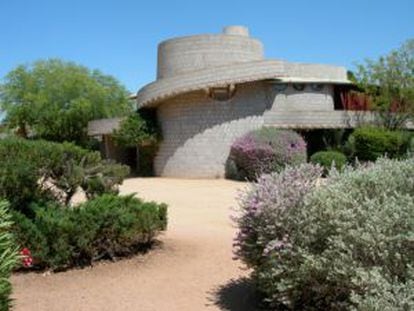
154;81;340;178
134;25;353;178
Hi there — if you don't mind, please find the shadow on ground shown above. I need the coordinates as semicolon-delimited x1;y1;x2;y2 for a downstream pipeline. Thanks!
208;277;263;311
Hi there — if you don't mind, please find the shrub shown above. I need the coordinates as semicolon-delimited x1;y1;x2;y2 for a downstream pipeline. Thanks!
11;194;167;270
310;150;347;173
349;126;408;161
234;158;414;310
227;128;307;180
137;144;158;177
0;137;129;213
234;164;322;268
112;109;160;148
0;201;18;311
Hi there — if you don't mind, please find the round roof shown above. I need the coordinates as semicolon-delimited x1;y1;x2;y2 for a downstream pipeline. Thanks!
136;26;351;108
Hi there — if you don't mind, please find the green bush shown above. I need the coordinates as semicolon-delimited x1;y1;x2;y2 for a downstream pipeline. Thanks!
0;137;129;213
310;150;347;173
349;127;409;161
12;194;167;270
227;128;307;180
0;201;18;311
235;158;414;310
137;144;158;177
112;109;160;148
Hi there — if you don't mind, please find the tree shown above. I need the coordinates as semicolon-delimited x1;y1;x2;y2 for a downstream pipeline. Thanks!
0;59;133;146
112;110;159;148
356;39;414;129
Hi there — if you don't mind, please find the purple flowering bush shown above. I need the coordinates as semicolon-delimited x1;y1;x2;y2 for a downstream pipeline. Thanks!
234;158;414;310
226;128;307;180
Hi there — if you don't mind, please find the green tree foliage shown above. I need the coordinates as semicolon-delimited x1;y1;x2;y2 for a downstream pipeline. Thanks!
0;59;132;146
356;39;414;129
112;110;159;148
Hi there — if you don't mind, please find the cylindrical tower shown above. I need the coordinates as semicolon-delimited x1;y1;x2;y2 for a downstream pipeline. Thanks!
156;26;264;79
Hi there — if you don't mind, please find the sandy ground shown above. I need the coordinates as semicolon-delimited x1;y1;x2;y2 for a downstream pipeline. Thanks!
11;178;258;311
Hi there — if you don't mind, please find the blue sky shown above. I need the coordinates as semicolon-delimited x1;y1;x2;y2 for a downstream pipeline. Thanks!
1;0;413;93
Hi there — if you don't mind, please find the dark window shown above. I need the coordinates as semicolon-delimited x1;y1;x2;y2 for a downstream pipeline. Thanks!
208;85;236;101
292;83;305;91
311;83;324;91
274;83;288;92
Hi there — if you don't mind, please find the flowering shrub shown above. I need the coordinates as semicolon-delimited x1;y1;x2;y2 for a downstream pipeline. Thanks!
11;194;167;270
234;164;322;268
0;201;18;311
227;128;307;180
234;158;414;310
20;248;33;268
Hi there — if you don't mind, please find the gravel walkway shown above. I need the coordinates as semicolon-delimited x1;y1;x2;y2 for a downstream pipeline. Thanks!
11;178;258;311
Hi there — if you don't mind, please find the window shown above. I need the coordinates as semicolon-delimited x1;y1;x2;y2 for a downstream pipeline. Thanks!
274;83;288;92
292;83;305;91
311;83;324;91
208;85;236;101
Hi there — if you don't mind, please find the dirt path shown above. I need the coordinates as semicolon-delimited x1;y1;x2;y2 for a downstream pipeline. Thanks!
11;178;257;311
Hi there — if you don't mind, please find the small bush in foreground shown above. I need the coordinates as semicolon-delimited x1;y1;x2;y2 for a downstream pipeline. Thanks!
227;128;307;180
235;158;414;310
310;150;347;173
12;194;167;270
0;201;18;311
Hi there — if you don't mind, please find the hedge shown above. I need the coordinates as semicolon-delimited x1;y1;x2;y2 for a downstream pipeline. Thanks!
12;194;167;270
349;127;410;161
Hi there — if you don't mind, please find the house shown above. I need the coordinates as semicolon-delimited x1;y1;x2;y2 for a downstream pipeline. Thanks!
134;25;356;178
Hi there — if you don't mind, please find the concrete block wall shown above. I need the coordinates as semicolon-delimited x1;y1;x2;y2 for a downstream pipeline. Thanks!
270;84;334;111
157;33;263;79
155;81;338;178
155;82;268;178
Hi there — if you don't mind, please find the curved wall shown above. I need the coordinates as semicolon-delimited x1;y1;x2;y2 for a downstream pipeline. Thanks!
155;82;268;177
271;84;334;111
157;35;264;79
154;82;336;178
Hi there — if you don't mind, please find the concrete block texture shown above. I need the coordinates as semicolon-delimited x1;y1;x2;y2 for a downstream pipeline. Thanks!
271;84;334;111
154;81;338;178
134;26;353;178
154;82;268;178
157;34;264;79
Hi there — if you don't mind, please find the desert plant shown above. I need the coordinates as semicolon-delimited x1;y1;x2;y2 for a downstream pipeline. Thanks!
0;201;18;311
310;150;347;173
11;194;167;270
349;126;409;161
0;137;129;212
234;164;322;269
227;128;307;180
235;158;414;310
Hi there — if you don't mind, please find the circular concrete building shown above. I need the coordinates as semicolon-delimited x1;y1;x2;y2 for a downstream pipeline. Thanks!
136;26;351;178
